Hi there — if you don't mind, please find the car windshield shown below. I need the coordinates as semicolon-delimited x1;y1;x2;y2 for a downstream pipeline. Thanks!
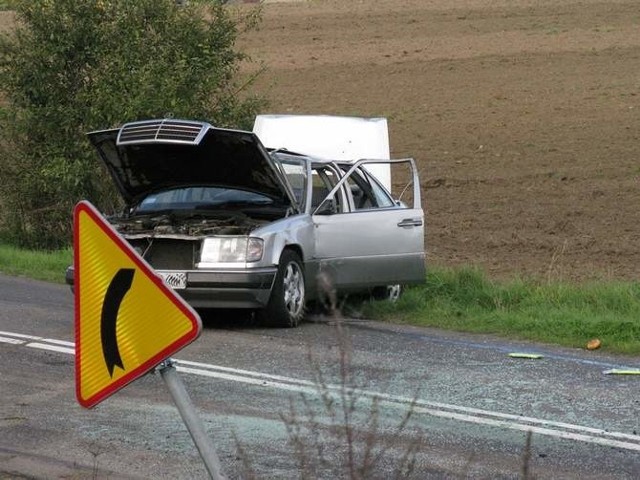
135;186;274;213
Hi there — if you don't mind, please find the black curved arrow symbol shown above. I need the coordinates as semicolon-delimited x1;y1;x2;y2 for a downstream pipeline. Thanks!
101;268;135;377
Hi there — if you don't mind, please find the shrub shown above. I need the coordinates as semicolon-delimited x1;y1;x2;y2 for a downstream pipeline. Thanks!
0;0;264;248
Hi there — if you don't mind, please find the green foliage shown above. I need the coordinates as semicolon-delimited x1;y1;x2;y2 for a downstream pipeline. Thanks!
0;242;72;283
366;267;640;354
0;0;264;248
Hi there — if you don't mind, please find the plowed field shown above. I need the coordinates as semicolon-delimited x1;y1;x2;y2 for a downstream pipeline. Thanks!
238;0;640;281
2;2;639;281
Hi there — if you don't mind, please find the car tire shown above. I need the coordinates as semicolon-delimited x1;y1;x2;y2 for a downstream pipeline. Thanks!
260;249;306;328
372;284;402;302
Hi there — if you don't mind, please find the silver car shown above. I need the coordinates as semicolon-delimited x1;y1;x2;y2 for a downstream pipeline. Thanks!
67;118;425;327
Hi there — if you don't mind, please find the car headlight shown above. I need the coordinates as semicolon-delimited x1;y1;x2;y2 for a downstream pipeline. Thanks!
200;237;264;263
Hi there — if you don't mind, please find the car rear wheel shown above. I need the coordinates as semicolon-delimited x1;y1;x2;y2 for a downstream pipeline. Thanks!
260;249;306;328
372;284;402;302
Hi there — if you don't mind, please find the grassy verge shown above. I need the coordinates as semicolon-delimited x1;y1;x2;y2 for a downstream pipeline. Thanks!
364;267;640;355
1;242;638;355
0;243;72;283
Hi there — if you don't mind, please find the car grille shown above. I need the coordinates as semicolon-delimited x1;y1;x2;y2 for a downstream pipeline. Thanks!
128;238;199;270
117;119;209;146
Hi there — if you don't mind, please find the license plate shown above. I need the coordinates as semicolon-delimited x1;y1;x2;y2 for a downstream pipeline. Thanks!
158;271;187;290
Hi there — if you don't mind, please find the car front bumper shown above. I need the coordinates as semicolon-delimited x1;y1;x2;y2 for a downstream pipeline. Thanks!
65;266;277;309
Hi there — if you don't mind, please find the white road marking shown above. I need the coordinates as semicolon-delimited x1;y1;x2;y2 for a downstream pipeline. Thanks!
178;359;318;386
0;330;41;340
174;362;640;448
42;338;75;347
3;329;640;451
408;406;640;452
0;335;25;345
26;342;75;355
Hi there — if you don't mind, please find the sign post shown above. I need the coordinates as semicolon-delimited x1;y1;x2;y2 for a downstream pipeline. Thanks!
73;200;225;479
158;360;226;479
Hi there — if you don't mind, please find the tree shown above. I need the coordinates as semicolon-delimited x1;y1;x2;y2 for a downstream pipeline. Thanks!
0;0;264;248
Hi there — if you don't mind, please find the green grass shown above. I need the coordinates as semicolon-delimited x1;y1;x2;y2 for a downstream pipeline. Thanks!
365;267;640;355
0;243;72;283
1;241;639;354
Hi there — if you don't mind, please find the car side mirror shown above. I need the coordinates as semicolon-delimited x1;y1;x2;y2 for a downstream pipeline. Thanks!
315;198;337;215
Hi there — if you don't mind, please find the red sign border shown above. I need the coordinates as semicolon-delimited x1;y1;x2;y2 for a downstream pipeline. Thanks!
74;200;202;409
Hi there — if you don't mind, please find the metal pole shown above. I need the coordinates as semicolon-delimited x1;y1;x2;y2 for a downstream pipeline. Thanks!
158;359;226;480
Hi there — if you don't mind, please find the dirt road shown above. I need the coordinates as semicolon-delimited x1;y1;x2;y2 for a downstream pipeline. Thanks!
238;0;640;281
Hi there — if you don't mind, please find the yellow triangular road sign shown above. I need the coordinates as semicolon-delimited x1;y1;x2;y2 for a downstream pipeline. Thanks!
74;201;201;408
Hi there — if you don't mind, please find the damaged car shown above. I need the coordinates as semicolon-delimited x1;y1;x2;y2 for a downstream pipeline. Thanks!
66;118;425;327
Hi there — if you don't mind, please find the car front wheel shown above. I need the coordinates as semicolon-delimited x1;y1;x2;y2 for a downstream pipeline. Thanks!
260;249;306;328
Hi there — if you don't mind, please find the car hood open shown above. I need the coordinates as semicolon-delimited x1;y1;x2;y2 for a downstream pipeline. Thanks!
88;119;295;208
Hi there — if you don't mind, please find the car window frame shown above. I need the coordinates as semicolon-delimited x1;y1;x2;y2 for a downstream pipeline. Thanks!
341;166;396;211
271;152;312;213
312;158;421;214
310;162;349;215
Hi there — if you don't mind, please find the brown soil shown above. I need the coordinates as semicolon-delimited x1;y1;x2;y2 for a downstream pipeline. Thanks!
2;2;639;281
237;0;640;281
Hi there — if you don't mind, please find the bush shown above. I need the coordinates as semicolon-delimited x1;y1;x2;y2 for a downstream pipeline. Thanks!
0;0;264;248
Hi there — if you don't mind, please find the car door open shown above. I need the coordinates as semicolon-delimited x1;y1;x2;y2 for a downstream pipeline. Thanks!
312;158;425;291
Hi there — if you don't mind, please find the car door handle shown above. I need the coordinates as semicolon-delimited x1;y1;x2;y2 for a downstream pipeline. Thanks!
397;218;423;228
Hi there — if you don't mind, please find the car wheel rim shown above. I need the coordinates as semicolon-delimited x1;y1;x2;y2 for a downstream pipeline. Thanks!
283;262;304;317
387;284;401;302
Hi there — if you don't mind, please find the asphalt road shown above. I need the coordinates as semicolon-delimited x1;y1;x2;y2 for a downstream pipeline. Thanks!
1;273;640;479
